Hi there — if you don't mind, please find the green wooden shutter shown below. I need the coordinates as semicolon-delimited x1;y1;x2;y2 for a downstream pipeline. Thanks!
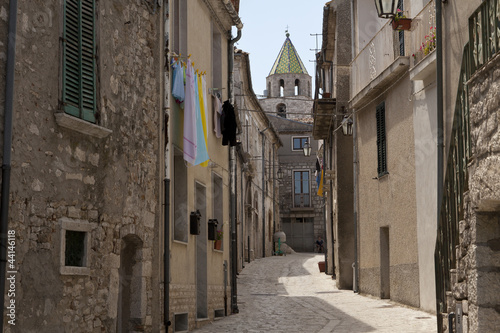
376;102;387;176
63;0;96;123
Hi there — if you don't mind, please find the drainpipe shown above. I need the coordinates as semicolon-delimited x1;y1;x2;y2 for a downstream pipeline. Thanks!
261;132;266;258
272;145;276;249
353;111;359;293
259;127;269;258
0;1;17;330
436;0;444;240
436;0;444;327
229;28;242;314
163;179;171;329
329;131;335;276
162;1;171;329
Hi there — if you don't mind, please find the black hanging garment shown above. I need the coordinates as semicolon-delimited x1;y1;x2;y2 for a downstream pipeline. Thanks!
221;100;237;146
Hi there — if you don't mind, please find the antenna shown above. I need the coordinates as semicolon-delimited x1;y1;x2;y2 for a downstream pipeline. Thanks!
309;33;322;63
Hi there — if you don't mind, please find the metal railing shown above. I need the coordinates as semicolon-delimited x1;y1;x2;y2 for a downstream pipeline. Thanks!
434;42;471;332
410;1;436;66
469;0;500;73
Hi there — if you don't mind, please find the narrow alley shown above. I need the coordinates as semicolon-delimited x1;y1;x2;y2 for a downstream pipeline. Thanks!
192;254;437;333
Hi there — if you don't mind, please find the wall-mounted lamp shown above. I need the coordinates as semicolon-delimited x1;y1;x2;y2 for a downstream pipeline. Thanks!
374;0;398;18
342;115;353;136
277;167;284;180
303;140;312;157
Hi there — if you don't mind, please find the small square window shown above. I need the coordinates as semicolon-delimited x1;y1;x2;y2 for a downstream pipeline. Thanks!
65;230;86;267
60;217;92;275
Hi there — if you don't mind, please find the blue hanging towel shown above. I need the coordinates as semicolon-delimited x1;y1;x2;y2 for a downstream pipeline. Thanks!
172;60;185;104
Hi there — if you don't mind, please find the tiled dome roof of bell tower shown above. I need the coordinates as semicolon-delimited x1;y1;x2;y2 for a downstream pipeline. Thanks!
269;32;308;75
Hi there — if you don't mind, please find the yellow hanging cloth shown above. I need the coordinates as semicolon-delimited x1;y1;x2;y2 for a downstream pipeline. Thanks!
198;73;209;167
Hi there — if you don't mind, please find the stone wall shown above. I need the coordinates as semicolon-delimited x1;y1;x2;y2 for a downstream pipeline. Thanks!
1;1;163;332
260;96;314;123
452;52;500;333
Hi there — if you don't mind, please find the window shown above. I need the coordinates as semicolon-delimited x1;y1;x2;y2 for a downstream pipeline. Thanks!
60;217;92;275
62;0;96;123
293;170;310;208
212;173;223;250
212;25;222;90
277;103;286;118
279;79;284;97
292;137;308;151
65;231;86;266
174;150;188;242
376;102;388;177
294;79;300;95
173;0;187;55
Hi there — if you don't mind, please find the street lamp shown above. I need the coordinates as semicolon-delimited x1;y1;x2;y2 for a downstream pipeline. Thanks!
303;140;312;157
374;0;397;19
342;115;353;136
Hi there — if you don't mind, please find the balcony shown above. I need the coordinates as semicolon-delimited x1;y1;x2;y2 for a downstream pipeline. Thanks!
350;22;409;109
409;1;437;81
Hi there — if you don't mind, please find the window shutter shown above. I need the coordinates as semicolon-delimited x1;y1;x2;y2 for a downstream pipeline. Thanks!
397;0;404;56
376;102;387;176
63;0;96;123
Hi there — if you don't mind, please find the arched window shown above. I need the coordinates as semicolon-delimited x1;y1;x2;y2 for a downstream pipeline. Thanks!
279;79;284;97
276;103;286;118
295;79;300;96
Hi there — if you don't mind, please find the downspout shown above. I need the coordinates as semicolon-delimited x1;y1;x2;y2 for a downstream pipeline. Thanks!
163;179;171;329
162;1;171;329
329;131;335;276
435;0;444;325
229;27;242;314
436;0;444;240
353;110;359;293
260;127;269;259
0;1;17;330
261;132;266;258
272;144;276;249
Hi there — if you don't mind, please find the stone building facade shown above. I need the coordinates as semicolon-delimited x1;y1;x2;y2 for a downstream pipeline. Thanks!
443;2;500;330
460;55;500;332
166;0;242;331
0;1;164;332
0;0;243;332
233;50;281;265
268;116;324;253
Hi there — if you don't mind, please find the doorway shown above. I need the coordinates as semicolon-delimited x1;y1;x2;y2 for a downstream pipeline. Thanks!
117;235;144;332
196;182;208;319
380;227;390;299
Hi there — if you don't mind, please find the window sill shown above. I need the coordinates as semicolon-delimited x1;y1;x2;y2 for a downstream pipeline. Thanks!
55;113;112;139
60;266;90;276
376;171;389;180
290;207;314;212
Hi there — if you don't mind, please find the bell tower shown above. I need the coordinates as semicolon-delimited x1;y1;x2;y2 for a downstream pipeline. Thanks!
260;31;313;121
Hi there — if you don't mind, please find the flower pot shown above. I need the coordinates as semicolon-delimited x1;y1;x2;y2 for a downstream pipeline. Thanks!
392;18;411;31
214;240;222;250
318;261;326;273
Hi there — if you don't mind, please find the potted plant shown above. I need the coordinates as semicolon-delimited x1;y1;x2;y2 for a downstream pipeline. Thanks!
391;9;411;31
214;229;223;250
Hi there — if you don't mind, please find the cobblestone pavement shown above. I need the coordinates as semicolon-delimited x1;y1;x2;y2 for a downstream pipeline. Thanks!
193;253;437;333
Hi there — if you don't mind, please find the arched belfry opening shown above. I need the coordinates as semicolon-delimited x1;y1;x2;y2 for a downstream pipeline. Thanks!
295;79;300;96
279;79;284;97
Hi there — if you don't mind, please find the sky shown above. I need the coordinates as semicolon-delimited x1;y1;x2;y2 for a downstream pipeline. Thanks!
234;0;328;97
